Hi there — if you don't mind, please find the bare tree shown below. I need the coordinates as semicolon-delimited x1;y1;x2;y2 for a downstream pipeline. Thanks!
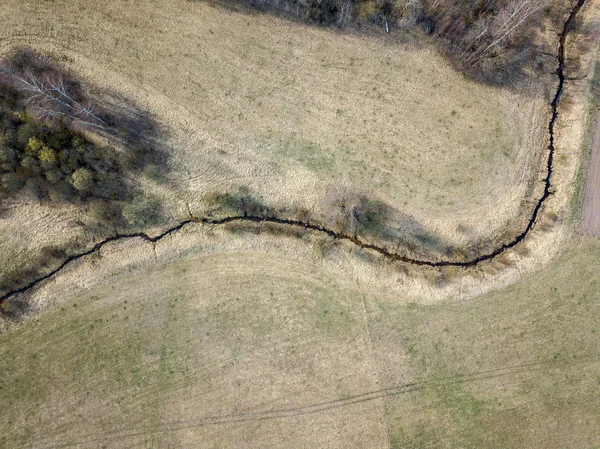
488;0;542;50
463;0;543;65
323;186;368;235
398;0;423;28
336;0;353;27
0;65;106;130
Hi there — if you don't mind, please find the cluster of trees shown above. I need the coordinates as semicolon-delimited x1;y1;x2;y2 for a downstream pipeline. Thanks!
421;0;552;82
0;52;163;229
0;52;170;302
223;0;421;26
0;104;126;205
223;0;555;82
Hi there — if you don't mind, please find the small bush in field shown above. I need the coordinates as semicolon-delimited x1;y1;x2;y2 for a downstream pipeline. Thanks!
323;187;388;237
205;186;273;217
122;197;162;228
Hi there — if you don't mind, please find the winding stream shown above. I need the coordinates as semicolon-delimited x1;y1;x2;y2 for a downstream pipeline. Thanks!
0;0;588;305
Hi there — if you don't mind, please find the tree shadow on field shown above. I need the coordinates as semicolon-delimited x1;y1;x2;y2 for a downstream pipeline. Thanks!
95;89;169;176
379;211;452;260
321;188;451;260
193;0;564;90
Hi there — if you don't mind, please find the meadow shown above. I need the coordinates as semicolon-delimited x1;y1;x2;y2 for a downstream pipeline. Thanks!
0;0;599;447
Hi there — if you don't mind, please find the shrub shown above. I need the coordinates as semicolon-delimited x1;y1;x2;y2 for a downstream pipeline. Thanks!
24;178;42;199
313;236;336;259
1;172;23;194
323;187;387;236
20;155;40;173
61;150;83;174
0;146;15;160
40;245;67;262
0;297;30;319
122;197;162;228
44;168;63;184
205;186;273;217
83;146;112;172
0;128;17;148
87;199;123;225
0;146;16;165
72;136;86;149
38;146;57;165
48;180;76;203
69;167;93;192
44;130;72;150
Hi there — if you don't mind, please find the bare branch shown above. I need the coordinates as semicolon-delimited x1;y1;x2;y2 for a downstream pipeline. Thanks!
0;65;106;130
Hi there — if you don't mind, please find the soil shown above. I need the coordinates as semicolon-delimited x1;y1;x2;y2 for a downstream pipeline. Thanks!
580;117;600;235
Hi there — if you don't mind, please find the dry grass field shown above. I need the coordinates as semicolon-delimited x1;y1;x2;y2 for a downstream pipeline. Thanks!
1;0;600;447
0;224;599;448
0;0;553;271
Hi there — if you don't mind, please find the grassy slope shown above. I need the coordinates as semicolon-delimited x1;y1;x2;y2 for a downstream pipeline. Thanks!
1;239;599;448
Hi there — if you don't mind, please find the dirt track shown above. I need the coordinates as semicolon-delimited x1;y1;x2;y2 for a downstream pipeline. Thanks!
580;116;600;235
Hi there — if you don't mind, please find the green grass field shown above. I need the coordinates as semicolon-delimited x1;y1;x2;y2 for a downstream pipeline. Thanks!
1;237;598;448
373;239;600;448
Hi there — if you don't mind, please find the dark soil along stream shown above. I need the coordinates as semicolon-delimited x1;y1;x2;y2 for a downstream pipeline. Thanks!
0;0;587;305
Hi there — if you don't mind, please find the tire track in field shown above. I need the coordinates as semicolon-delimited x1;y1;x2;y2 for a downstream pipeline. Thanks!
25;355;600;448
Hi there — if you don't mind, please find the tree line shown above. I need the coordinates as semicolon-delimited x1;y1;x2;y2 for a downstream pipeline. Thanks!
216;0;560;83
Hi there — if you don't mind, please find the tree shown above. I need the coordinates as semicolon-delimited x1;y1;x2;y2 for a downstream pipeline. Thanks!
324;187;368;235
323;186;388;236
0;65;107;130
25;136;43;155
70;167;93;192
464;0;543;65
38;146;57;165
